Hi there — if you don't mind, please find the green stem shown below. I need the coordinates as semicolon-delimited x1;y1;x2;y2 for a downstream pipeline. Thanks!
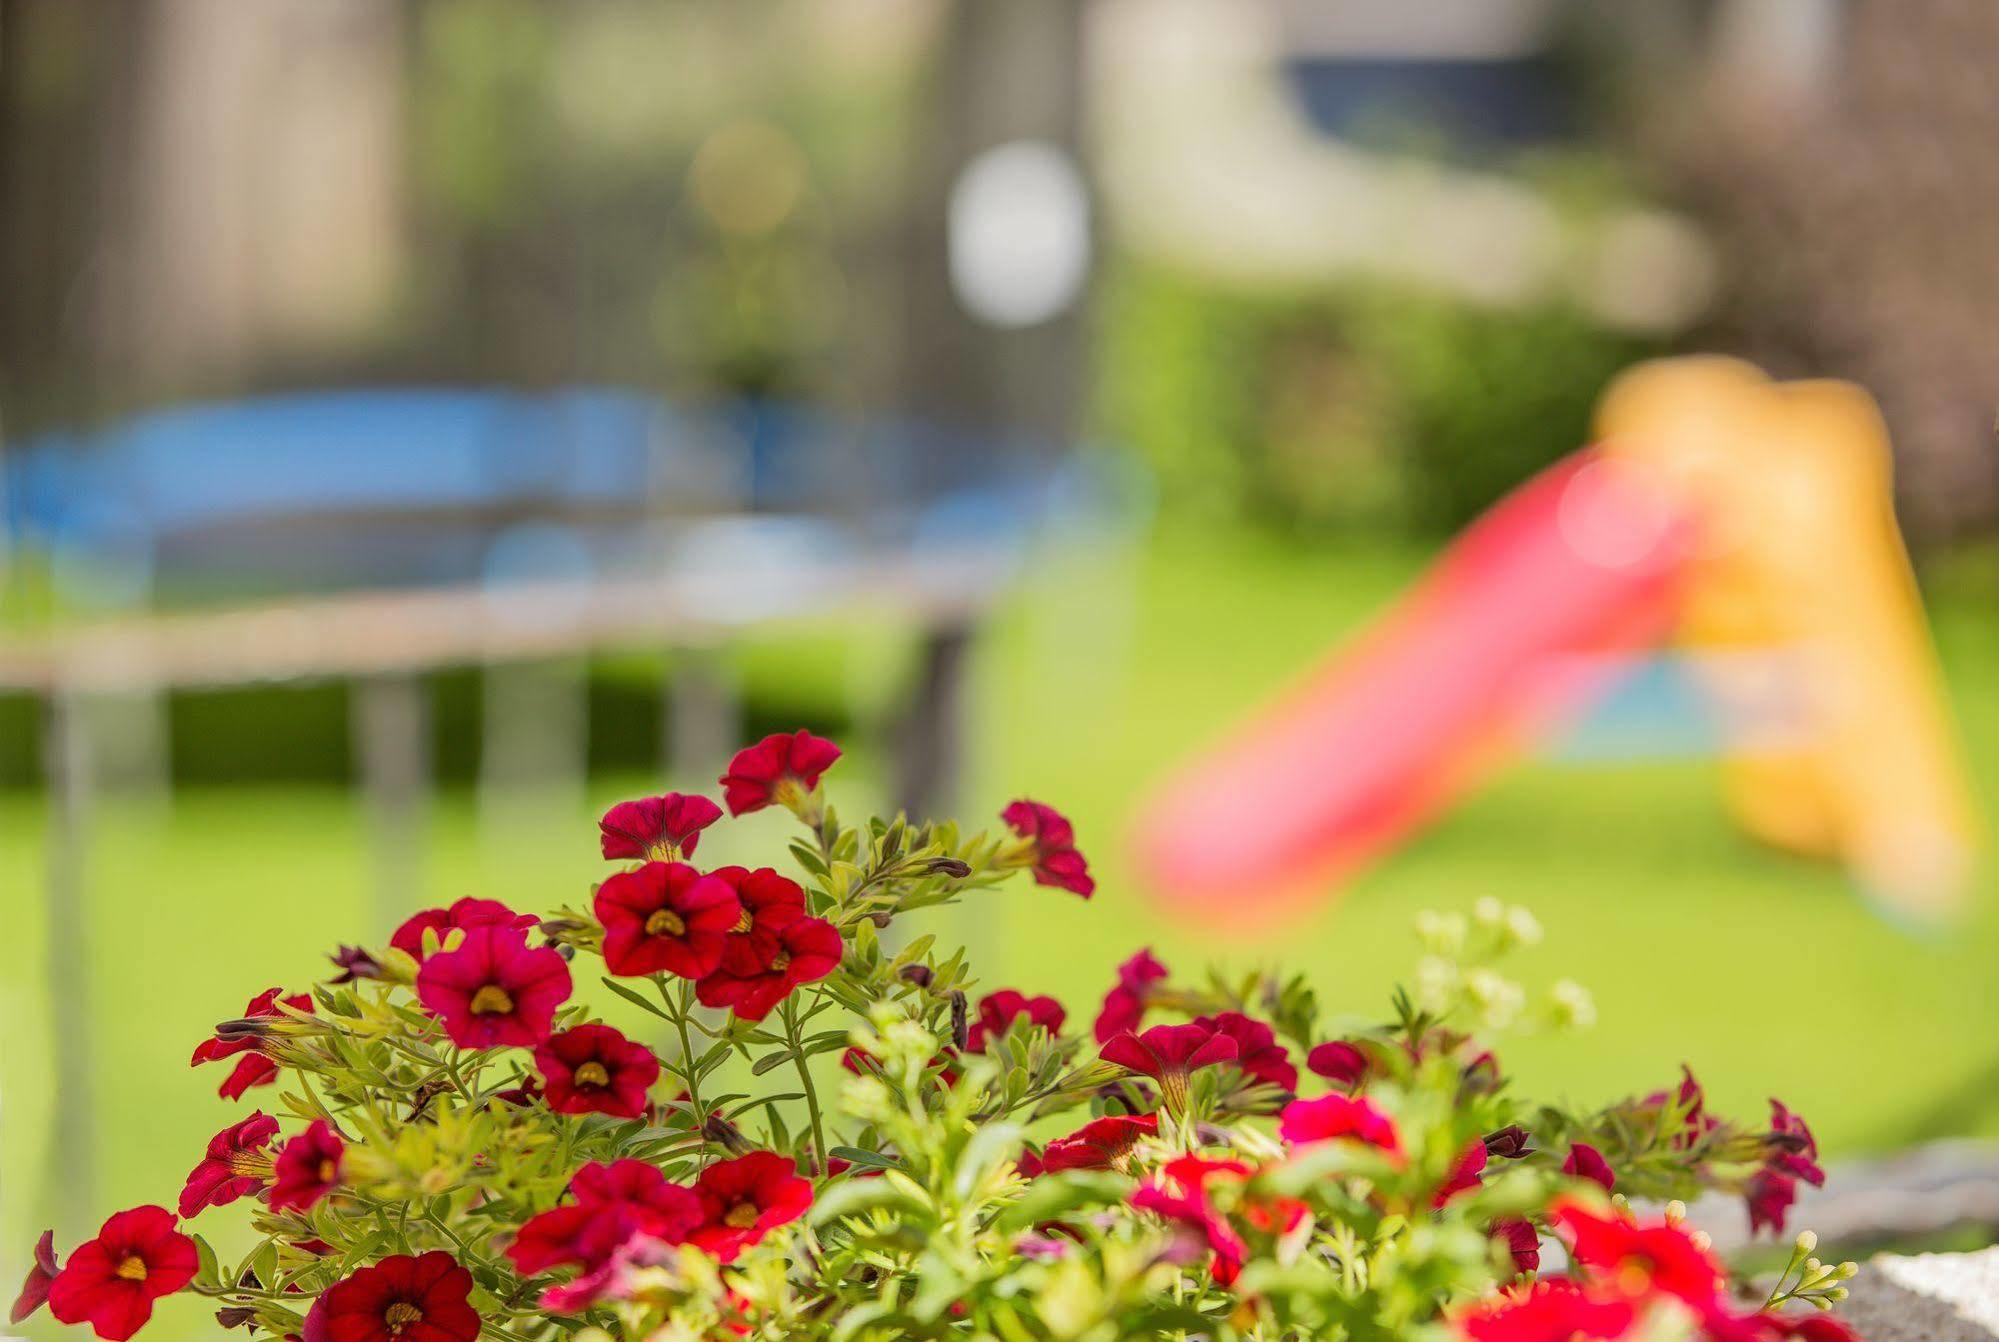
666;976;707;1143
783;996;829;1169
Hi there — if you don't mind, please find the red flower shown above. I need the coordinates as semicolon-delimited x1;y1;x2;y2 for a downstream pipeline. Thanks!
390;898;536;963
1757;1312;1863;1341
534;1024;660;1119
689;1152;814;1262
695;915;844;1022
1644;1065;1716;1150
1196;1012;1296;1091
1764;1100;1825;1186
704;866;808;970
1745;1169;1799;1236
1492;1217;1540;1275
1454;1277;1638;1342
269;1121;345;1214
1040;1114;1159;1173
719;730;841;816
968;990;1066;1051
1277;1094;1403;1158
301;1252;479;1342
599;793;723;862
179;1112;279;1219
1563;1142;1615;1192
45;1207;196;1342
595;862;741;979
505;1160;701;1274
1552;1202;1724;1308
416;926;571;1049
1132;1156;1253;1286
191;987;313;1100
1093;949;1168;1042
1001;799;1094;898
1434;1139;1489;1208
10;1229;58;1325
1305;1039;1370;1090
1101;1022;1237;1081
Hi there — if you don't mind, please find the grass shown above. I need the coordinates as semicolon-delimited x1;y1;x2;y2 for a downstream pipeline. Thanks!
4;524;1998;1337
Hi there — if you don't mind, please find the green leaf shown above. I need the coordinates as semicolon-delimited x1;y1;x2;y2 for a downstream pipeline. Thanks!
827;1146;902;1171
810;1176;925;1225
600;976;672;1021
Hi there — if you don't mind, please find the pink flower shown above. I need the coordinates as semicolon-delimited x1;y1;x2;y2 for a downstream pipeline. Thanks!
1277;1094;1402;1158
1433;1139;1488;1208
599;793;723;862
268;1120;345;1213
1195;1012;1296;1091
967;990;1066;1051
688;1152;814;1262
695;915;844;1022
534;1024;661;1119
179;1113;279;1219
1563;1143;1615;1192
1092;949;1168;1043
1039;1114;1159;1173
190;987;313;1101
719;731;841;816
1305;1040;1369;1090
1100;1022;1238;1082
1001;799;1094;898
416;926;572;1049
390;898;536;963
595;862;741;979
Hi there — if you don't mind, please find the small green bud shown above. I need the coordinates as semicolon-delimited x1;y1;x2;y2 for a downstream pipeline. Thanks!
1795;1230;1818;1255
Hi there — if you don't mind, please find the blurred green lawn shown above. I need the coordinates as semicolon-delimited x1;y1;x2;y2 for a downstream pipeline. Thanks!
5;527;1998;1337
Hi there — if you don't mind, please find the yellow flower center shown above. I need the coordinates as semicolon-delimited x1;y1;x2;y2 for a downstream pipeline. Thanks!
384;1302;423;1335
724;1201;760;1230
318;1158;338;1184
575;1062;611;1088
645;908;687;938
732;910;754;934
469;984;515;1016
770;951;791;972
114;1255;148;1283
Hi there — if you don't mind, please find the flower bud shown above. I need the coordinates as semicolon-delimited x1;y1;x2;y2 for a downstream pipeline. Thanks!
1474;897;1504;926
1795;1230;1818;1255
926;857;973;879
1503;907;1543;947
215;1307;258;1330
1483;1125;1534;1160
898;964;935;988
1665;1200;1686;1225
326;946;386;984
948;991;970;1050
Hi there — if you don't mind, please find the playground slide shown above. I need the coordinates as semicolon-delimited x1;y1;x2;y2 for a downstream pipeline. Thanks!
1132;448;1697;925
1596;358;1980;917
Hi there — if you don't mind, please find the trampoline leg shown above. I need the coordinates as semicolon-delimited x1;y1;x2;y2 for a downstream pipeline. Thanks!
353;673;430;936
43;687;97;1237
896;620;975;820
669;647;740;786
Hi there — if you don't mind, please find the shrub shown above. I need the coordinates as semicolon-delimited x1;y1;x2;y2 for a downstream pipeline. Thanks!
12;732;1858;1341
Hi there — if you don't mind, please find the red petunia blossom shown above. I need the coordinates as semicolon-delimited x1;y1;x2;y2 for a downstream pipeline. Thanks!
10;1229;58;1325
534;1023;660;1119
595;862;741;980
599;793;724;862
1764;1099;1825;1186
1745;1169;1799;1237
1305;1039;1370;1090
1433;1139;1489;1208
268;1120;345;1214
695;914;844;1022
688;1151;814;1262
301;1251;479;1342
1000;799;1094;898
1492;1217;1540;1275
1563;1142;1616;1192
191;987;314;1101
1757;1312;1864;1341
1093;949;1168;1042
967;990;1067;1051
416;926;571;1049
505;1160;701;1275
179;1112;280;1219
390;898;537;963
1277;1093;1403;1158
1040;1114;1160;1173
1644;1064;1717;1150
536;1232;688;1314
719;730;841;816
704;866;810;973
1100;1022;1238;1082
45;1207;196;1342
1454;1276;1638;1342
1132;1156;1254;1286
1196;1012;1297;1091
1552;1201;1725;1309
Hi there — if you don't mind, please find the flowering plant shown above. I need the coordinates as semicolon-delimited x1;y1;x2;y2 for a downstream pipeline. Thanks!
12;730;1862;1342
